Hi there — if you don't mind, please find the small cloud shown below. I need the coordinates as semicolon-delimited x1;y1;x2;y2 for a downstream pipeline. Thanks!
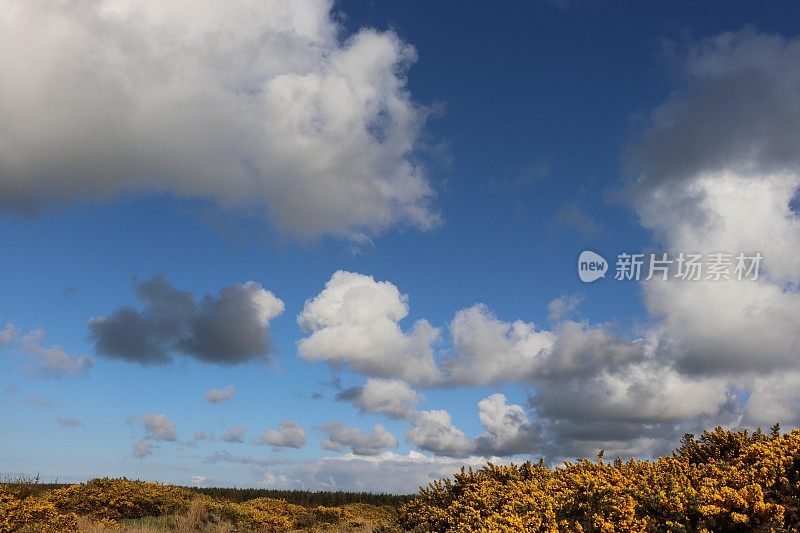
222;426;246;443
254;421;306;450
21;329;92;378
336;378;420;420
133;439;153;459
3;385;18;395
190;475;206;487
56;417;84;427
321;423;398;456
140;413;178;441
205;385;235;404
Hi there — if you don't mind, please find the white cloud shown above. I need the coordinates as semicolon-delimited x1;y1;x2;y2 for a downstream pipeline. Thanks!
222;426;247;443
639;173;800;377
620;29;800;434
298;271;441;385
0;0;437;240
254;421;306;449
338;378;419;420
406;410;473;457
20;329;92;378
445;304;554;385
205;385;236;404
745;372;800;427
133;439;154;459
474;394;542;456
321;423;398;455
140;413;178;441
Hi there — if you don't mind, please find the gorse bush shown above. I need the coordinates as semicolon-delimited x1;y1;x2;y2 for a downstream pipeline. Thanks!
398;426;800;532
0;476;397;531
0;485;78;532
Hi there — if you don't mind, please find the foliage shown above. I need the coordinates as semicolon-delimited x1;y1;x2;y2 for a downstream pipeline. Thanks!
0;477;396;532
399;426;800;532
0;485;78;533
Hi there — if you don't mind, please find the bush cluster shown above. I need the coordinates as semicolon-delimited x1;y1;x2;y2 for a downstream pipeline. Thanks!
399;426;800;532
0;477;395;531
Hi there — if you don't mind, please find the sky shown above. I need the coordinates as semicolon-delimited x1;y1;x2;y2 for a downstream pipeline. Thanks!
1;0;799;493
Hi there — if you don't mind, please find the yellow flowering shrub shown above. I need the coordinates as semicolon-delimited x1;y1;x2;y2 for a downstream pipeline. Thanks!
1;477;395;531
0;485;78;533
45;477;193;521
399;426;800;532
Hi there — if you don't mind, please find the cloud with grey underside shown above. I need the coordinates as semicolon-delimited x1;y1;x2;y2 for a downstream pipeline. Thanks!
89;276;284;365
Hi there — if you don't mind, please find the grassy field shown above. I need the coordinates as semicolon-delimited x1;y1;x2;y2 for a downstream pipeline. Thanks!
2;426;800;532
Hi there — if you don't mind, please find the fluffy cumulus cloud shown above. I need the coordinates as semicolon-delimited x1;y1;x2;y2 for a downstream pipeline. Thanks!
298;271;441;385
89;276;284;365
0;0;437;240
627;28;800;428
474;394;542;456
321;423;398;455
140;413;178;441
405;394;543;458
20;329;92;378
254;421;306;449
336;378;419;420
445;304;554;385
406;410;474;457
205;385;236;404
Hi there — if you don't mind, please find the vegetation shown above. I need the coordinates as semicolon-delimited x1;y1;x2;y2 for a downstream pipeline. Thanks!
0;478;399;532
2;426;799;531
399;425;800;532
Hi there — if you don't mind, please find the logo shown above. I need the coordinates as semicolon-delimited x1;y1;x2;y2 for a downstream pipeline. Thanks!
578;250;608;283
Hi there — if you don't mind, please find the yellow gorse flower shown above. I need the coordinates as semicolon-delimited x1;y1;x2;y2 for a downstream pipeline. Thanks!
399;426;800;532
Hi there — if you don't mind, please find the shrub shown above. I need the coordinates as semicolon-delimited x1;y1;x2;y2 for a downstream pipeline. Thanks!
399;427;800;532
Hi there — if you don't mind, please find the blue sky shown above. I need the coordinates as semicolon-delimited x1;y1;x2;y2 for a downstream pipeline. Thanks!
1;0;799;492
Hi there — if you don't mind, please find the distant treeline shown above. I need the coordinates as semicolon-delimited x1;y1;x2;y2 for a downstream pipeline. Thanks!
188;486;414;507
